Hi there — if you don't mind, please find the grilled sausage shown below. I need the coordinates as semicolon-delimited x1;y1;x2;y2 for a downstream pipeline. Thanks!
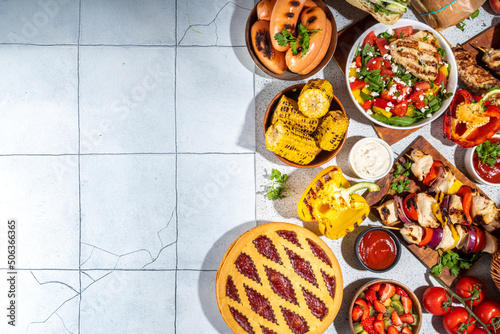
257;0;276;20
269;0;307;52
285;6;327;73
299;18;332;75
251;20;287;74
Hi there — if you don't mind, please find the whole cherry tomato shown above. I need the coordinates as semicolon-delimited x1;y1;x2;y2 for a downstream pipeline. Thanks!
455;276;485;307
443;307;476;334
422;286;452;316
469;328;488;334
403;193;418;221
474;299;500;334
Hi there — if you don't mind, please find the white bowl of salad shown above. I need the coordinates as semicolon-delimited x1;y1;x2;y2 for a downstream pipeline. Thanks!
345;19;457;129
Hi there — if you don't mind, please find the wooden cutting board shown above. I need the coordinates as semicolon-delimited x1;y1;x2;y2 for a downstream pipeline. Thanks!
364;136;491;287
333;16;421;146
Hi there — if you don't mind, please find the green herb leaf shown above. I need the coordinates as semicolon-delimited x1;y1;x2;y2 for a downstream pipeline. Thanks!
456;20;466;31
470;9;480;19
274;24;321;57
372;115;418;127
437;47;446;58
267;169;290;200
476;140;500;167
431;251;482;277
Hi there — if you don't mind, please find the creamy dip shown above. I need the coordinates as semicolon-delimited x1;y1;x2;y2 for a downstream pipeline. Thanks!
352;139;391;179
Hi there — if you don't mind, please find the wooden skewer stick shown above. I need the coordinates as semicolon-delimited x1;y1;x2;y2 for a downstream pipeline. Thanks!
382;225;402;231
472;43;486;52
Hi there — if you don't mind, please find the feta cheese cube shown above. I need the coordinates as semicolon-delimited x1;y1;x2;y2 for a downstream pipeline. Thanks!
349;76;356;83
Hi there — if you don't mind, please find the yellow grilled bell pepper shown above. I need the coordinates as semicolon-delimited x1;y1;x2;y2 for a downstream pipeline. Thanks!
447;224;460;251
352;89;364;105
297;166;380;240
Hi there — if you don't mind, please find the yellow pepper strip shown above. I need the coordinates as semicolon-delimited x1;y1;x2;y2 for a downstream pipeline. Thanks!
373;106;392;118
432;202;447;227
297;166;380;240
447;180;463;195
352;89;363;105
446;224;460;251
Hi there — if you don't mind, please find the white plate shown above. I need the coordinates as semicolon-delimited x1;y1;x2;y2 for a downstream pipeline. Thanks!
345;19;458;130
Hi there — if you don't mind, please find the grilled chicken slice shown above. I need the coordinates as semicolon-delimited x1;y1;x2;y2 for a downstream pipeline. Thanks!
410;149;433;181
448;195;464;225
375;199;399;225
408;30;437;46
416;193;439;228
455;224;468;251
482;47;500;77
400;223;424;244
453;46;500;106
472;195;500;231
428;166;457;194
436;224;455;250
483;230;499;254
389;32;440;82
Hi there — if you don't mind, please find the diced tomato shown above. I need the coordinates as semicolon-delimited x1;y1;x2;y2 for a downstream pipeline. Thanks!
383;59;392;69
363;31;377;46
380;67;394;78
350;79;366;91
393;101;408;117
373;98;389;109
375;38;389;55
408;90;425;109
363;99;374;111
414;81;431;91
380;90;392;100
367;56;383;71
394;26;414;38
356;55;362;68
397;83;412;98
437;54;443;64
435;70;447;89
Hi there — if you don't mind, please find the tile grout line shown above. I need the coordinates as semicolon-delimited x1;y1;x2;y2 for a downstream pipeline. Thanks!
174;0;179;332
0;42;244;48
77;0;82;333
0;152;253;157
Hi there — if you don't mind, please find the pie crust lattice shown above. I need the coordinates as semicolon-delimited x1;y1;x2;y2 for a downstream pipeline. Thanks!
216;222;343;334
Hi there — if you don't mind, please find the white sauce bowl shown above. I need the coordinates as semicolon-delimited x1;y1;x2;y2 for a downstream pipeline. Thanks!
349;137;394;181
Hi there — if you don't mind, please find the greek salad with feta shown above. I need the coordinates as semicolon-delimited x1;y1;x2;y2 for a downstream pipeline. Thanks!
348;26;453;127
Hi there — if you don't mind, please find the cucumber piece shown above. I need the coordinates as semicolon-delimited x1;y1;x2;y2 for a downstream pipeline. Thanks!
391;300;404;315
372;0;383;4
354;323;364;333
384;2;407;13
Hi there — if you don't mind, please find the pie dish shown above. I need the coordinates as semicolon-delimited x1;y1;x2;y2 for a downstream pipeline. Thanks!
215;222;343;334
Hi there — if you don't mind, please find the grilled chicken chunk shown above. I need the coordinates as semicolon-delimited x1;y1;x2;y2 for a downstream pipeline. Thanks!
410;149;433;181
482;47;500;77
453;46;500;105
484;230;499;254
400;223;424;244
408;30;437;46
375;199;399;225
472;195;500;231
389;32;440;82
416;193;439;228
428;166;457;194
436;224;455;250
448;195;464;225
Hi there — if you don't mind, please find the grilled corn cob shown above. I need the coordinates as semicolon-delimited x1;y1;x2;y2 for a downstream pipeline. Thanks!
265;120;318;165
313;110;349;151
271;95;319;133
297;79;334;119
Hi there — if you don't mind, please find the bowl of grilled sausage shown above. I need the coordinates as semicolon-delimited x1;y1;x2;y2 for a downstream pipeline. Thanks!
263;79;348;168
346;19;458;129
246;0;337;80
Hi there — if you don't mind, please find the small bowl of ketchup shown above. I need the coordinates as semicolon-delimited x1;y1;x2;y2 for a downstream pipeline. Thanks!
355;227;401;273
465;135;500;186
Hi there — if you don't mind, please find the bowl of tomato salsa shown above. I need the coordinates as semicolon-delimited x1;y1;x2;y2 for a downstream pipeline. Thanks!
465;136;500;186
355;227;401;272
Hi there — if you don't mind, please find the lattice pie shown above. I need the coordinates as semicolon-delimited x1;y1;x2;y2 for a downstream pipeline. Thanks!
216;222;343;334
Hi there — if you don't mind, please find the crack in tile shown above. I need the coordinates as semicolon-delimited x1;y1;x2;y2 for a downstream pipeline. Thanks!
81;242;154;268
55;312;75;334
31;271;79;295
81;271;95;282
27;293;79;334
80;270;114;294
177;1;251;46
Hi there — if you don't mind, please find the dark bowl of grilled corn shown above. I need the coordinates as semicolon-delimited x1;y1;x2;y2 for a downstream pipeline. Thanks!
264;81;349;168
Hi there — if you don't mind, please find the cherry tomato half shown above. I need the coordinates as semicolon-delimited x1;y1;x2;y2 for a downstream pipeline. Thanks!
403;193;418;221
455;276;485;307
443;307;476;334
474;299;500;334
422;286;451;316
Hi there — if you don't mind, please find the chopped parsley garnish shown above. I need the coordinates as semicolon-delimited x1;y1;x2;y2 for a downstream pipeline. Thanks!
274;24;321;57
476;140;500;167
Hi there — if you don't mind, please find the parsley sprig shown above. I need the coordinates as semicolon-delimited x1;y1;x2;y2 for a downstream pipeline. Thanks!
274;24;321;57
476;140;500;167
267;169;291;200
431;250;482;277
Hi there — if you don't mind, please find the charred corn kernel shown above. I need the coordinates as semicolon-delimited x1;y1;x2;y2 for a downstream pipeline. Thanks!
271;95;319;134
352;89;364;105
265;120;318;165
298;79;334;119
447;179;463;195
313;110;349;151
349;67;357;77
373;106;392;118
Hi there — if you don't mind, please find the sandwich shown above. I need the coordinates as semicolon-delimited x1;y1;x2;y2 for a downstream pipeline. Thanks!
345;0;410;25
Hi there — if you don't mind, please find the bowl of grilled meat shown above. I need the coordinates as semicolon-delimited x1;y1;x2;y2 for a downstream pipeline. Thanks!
264;79;349;168
346;19;457;129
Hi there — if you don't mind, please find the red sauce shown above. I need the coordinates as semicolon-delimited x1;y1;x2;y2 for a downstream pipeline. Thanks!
473;138;500;183
358;230;397;271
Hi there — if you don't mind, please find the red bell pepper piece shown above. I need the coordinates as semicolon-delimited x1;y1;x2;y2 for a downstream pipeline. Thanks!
350;79;366;91
363;99;374;111
423;160;443;186
444;89;500;148
356;55;362;68
456;185;473;225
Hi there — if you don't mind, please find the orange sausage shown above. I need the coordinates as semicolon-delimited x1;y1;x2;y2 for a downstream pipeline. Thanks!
269;0;307;52
251;20;287;75
285;6;327;73
304;0;316;8
257;0;276;20
299;18;332;75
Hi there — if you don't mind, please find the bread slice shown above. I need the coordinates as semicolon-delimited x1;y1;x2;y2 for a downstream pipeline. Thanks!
345;0;403;25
